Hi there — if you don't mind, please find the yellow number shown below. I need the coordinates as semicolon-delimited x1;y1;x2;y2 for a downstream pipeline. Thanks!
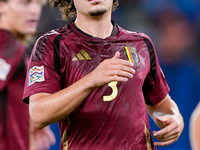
103;81;118;101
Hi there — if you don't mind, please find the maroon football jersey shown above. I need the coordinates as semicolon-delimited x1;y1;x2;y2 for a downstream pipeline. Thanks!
0;29;32;150
23;21;170;150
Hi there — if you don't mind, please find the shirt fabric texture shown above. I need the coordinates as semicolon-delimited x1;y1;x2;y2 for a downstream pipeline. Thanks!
0;29;31;150
23;21;170;150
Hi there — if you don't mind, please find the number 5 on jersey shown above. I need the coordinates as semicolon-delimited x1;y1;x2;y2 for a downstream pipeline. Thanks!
103;80;118;101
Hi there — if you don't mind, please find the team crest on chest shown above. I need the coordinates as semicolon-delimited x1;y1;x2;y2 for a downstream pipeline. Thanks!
123;46;139;64
29;65;45;86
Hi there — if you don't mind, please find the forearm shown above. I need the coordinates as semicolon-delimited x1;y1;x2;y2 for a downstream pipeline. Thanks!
147;94;184;146
30;74;95;129
147;94;183;128
30;52;134;129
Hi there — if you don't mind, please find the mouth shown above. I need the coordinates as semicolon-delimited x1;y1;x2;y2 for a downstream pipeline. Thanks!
26;19;38;27
88;0;103;5
88;0;102;2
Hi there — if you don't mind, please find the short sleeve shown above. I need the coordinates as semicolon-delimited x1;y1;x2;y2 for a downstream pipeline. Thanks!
23;33;61;104
142;36;170;105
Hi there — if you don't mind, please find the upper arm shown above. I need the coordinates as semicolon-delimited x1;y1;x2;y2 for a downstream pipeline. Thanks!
142;36;170;105
29;92;51;111
29;92;51;103
23;33;62;104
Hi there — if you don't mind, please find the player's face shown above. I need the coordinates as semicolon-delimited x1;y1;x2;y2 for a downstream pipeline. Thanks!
74;0;113;17
0;0;42;35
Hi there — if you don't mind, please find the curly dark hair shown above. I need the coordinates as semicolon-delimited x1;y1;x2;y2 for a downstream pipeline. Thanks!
49;0;119;20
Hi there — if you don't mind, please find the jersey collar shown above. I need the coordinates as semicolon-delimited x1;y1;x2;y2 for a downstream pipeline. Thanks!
69;20;119;39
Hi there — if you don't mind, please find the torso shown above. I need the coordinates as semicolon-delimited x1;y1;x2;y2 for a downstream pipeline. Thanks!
23;21;170;150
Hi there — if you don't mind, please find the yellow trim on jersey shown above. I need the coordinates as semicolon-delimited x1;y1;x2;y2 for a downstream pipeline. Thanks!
145;124;152;150
62;117;70;150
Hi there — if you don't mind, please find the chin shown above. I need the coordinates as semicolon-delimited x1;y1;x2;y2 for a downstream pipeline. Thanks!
89;8;107;16
22;28;37;35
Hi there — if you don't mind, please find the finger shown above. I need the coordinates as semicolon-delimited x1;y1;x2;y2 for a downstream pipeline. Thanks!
112;71;134;79
46;127;56;145
112;51;120;59
154;138;178;146
156;115;171;125
110;65;135;76
153;129;179;141
109;75;129;82
35;134;43;150
153;119;176;136
110;58;134;68
158;133;179;142
110;59;135;71
160;126;180;140
153;125;176;139
45;131;53;149
41;136;49;150
40;127;56;149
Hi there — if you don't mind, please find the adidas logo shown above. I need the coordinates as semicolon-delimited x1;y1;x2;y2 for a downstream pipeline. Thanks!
72;50;92;61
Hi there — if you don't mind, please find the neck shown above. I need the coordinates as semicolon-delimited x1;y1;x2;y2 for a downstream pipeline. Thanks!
0;24;27;43
74;13;113;39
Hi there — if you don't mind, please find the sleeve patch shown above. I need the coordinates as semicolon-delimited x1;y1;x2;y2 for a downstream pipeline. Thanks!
0;58;11;81
29;65;45;86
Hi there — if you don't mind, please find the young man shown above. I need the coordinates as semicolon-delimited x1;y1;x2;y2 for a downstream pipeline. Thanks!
23;0;184;149
0;0;55;149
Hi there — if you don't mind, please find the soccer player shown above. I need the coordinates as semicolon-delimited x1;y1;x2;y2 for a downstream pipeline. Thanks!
0;0;55;149
190;102;200;150
23;0;184;149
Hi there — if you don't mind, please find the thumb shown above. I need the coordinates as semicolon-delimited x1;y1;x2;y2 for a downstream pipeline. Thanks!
112;51;120;59
156;115;170;125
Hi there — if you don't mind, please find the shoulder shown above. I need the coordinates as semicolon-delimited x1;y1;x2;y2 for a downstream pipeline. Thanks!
0;29;20;46
32;25;71;52
36;24;72;44
117;25;154;44
31;24;73;61
0;29;24;57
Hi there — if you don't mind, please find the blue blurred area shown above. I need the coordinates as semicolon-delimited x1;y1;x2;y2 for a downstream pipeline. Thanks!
149;62;200;150
49;123;60;150
148;54;200;149
36;1;200;150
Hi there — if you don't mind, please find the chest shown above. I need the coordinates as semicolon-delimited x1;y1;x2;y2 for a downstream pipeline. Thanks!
59;37;151;86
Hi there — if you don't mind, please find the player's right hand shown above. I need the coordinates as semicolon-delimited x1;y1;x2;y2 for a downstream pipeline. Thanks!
87;51;135;88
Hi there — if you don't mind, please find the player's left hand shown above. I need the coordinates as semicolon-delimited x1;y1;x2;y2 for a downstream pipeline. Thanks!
34;126;56;150
152;114;184;146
